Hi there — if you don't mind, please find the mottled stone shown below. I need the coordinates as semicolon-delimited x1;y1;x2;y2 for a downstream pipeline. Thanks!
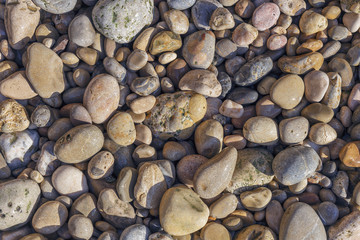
252;3;280;31
299;10;328;35
278;52;324;74
149;31;182;55
0;99;30;133
179;70;221;97
270;74;304;109
191;0;222;30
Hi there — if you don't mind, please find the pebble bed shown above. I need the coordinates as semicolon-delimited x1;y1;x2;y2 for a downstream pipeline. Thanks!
1;0;360;239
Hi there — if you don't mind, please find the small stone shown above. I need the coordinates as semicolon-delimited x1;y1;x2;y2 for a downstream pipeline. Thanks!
328;210;360;240
0;61;18;81
279;116;309;144
179;70;221;97
339;142;360;167
32;201;68;235
328;26;352;41
0;179;40;231
331;171;348;198
234;55;273;86
87;151;114;180
232;23;258;46
120;224;151;240
317;201;339;226
0;71;37;100
149;31;182;55
343;12;360;32
70;193;101;223
270;74;304;110
182;30;216;69
279;202;326;240
130;76;160;96
164;10;189;34
54;124;104;164
266;200;284;234
227;87;259;105
159;186;209;236
52;165;89;199
116;167;138;203
243;116;278;144
309;123;337;145
252;3;280;31
348;83;360;111
272;146;320;186
240;187;272;211
322;72;342;109
296;39;323;54
134;162;168;209
193;147;237;199
194;119;223;158
68;15;95;47
76;47;99;65
235;0;255;18
278;52;324;74
0;99;30;133
209;7;235;30
162;141;186;161
301;103;334;124
107;112;136;147
126;49;148;71
97;188;136;229
5;0;40;50
299;10;328;35
304;70;329;102
26;43;65;98
132;144;157;164
267;34;287;51
273;0;306;16
33;0;76;14
92;0;153;43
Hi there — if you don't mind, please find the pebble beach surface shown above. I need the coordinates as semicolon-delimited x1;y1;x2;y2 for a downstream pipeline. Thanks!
1;0;360;239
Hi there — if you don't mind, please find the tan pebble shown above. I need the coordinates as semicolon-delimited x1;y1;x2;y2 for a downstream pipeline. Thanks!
255;95;282;118
107;112;136;147
76;47;99;66
200;222;231;240
219;99;244;118
223;134;247;150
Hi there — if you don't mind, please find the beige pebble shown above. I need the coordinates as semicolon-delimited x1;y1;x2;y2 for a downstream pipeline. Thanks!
219;99;244;118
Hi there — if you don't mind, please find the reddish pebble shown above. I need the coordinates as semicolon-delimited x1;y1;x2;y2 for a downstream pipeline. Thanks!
252;3;280;31
266;34;287;51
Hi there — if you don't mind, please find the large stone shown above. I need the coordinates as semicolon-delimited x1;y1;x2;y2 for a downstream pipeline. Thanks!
144;91;207;140
159;186;209;236
0;179;40;231
328;210;360;240
0;71;37;100
193;147;237;199
0;99;30;133
280;202;326;240
179;69;221;97
26;43;65;98
92;0;153;43
273;146;320;185
278;52;324;75
32;0;76;14
227;148;274;194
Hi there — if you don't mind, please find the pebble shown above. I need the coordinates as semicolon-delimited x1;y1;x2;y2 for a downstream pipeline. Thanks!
219;100;244;118
97;188;136;229
134;162;167;209
120;224;151;240
68;15;95;47
0;179;40;231
267;34;287;50
301;103;334;124
235;0;255;18
266;200;284;234
272;146;320;185
296;39;323;54
227;148;274;194
92;0;153;43
328;209;360;240
270;74;304;109
236;225;276;240
273;0;306;16
309;123;337;145
159;186;209;236
149;31;182;55
279;116;309;144
107;112;136;147
343;12;360;33
87;151;114;180
32;201;68;234
162;141;186;161
227;87;259;105
0;99;30;133
304;70;329;102
331;171;348;198
164;10;189;35
329;58;353;90
209;193;238;219
299;10;328;35
279;202;326;240
5;0;40;50
232;23;258;46
200;222;231;240
182;30;215;69
210;7;235;31
144;91;207;140
179;69;221;97
26;43;65;98
317;201;339;226
68;214;94;240
52;165;89;199
83;74;120;124
54;124;104;164
252;3;280;31
240;187;272;211
243;116;278;144
194;119;223;158
277;52;324;75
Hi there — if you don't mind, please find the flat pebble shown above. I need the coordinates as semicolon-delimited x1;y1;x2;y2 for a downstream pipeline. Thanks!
243;116;278;144
32;201;68;234
240;187;272;211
